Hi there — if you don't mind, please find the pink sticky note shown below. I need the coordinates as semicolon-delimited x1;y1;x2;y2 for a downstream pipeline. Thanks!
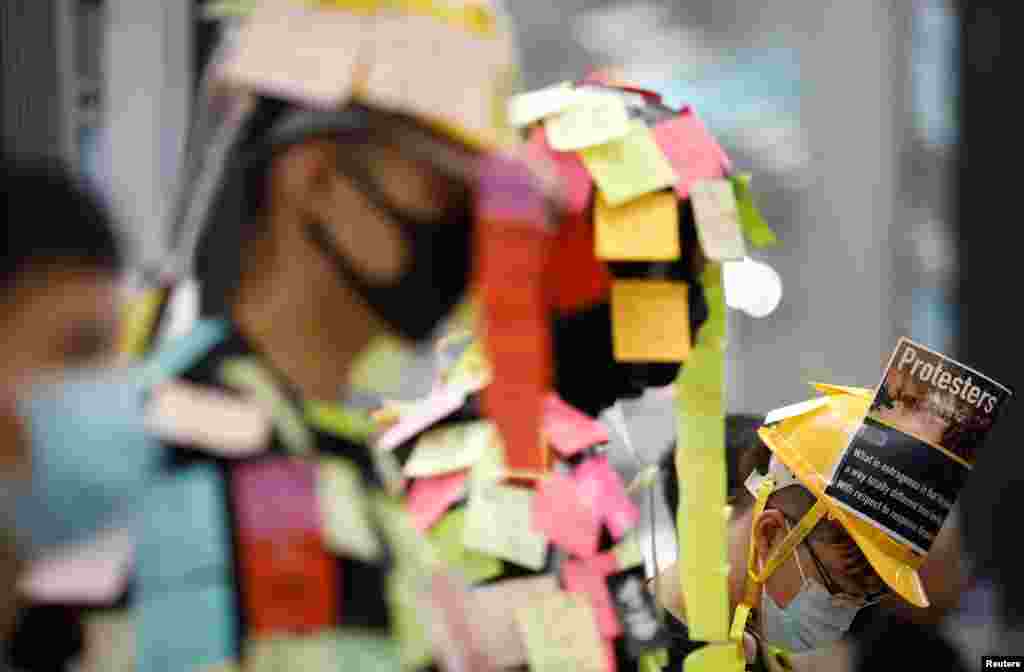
574;456;641;540
233;458;320;538
604;640;619;672
377;386;467;452
531;473;600;558
563;557;622;639
543;394;610;458
653;111;731;200
19;527;133;604
527;126;593;216
406;470;469;532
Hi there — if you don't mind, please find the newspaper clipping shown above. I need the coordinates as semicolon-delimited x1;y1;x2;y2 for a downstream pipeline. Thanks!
825;338;1012;554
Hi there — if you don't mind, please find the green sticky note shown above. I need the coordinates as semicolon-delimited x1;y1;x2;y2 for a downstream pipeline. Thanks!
469;427;506;491
306;400;377;444
579;119;678;207
317;458;382;562
730;173;778;248
463;484;547;571
349;334;417;399
673;263;730;643
515;592;607;672
428;508;504;583
218;357;314;455
404;420;495;478
330;630;403;672
682;641;744;672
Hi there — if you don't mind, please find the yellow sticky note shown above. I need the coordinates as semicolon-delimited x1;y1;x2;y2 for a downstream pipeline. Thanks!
403;420;495;478
428;508;503;584
463;484;547;571
515;592;607;672
543;91;631;151
681;642;745;672
689;178;747;261
611;280;691;362
579;119;678;207
317;458;383;562
595;190;681;261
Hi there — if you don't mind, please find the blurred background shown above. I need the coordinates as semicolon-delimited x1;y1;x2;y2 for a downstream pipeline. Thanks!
0;0;967;571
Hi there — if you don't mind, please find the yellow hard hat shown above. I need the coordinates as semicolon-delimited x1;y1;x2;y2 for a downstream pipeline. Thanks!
757;383;929;608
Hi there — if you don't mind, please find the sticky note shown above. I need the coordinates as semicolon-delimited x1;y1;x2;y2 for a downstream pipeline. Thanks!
406;470;468;532
574;455;641;539
611;280;691;363
579;120;678;207
376;386;467;452
468;575;560;668
689;178;747;261
594;189;681;261
305;400;377;445
219;2;365;108
145;381;271;458
219;357;314;456
730;173;778;248
317;458;383;562
136;581;236;672
232;458;337;635
463;484;548;571
542;394;609;458
20;527;132;605
527;125;594;216
531;473;600;558
468;430;506;491
652;112;729;200
403;420;494;478
515;592;608;672
140;318;228;387
428;508;503;584
562;558;622;638
544;91;631;151
508;81;580;127
246;630;401;672
681;642;745;672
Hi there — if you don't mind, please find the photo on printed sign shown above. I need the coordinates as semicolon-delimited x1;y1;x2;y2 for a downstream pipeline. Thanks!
825;338;1012;554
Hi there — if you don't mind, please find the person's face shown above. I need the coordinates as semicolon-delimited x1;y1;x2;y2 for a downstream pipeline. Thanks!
0;265;119;470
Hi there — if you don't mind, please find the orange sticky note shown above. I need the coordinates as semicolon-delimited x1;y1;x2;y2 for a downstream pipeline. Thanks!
594;191;680;262
611;280;691;362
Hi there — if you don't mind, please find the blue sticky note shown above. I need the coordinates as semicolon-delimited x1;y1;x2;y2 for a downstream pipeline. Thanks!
141;318;229;387
135;464;233;586
136;581;237;672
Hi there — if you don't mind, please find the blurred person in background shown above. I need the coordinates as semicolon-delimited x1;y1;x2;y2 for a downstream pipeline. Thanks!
0;152;129;669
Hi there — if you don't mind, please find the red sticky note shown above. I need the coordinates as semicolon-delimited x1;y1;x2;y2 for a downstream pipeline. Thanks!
653;111;731;200
232;458;338;635
563;558;622;639
531;473;600;558
376;386;467;452
574;456;641;540
406;470;469;532
543;394;610;457
527;126;593;216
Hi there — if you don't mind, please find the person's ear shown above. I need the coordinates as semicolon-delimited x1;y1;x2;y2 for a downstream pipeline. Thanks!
752;508;788;567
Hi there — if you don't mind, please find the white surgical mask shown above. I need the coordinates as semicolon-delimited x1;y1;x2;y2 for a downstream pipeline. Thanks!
759;525;861;652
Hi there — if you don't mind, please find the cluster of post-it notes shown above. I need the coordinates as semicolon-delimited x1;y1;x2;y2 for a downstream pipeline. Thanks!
611;280;691;363
542;394;609;457
463;483;548;571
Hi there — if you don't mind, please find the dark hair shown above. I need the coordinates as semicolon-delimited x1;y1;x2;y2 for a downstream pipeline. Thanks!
659;413;771;523
1;153;122;290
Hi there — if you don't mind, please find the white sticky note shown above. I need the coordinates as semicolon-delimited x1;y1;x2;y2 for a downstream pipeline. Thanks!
463;484;548;571
689;178;747;261
544;92;631;152
145;381;271;458
507;82;580;127
403;421;495;478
